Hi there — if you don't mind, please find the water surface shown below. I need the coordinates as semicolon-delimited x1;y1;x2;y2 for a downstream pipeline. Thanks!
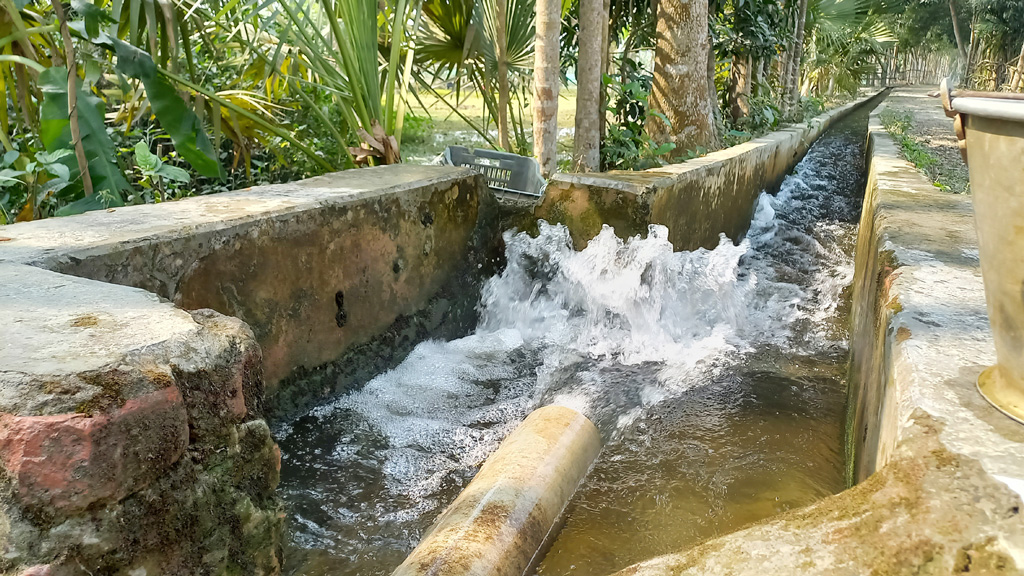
278;108;870;576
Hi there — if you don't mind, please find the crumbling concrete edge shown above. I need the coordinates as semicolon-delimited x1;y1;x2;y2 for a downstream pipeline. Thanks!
0;265;284;576
604;99;1024;576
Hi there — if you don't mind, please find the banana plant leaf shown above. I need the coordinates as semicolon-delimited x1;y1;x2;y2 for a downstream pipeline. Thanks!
105;36;226;180
39;66;132;199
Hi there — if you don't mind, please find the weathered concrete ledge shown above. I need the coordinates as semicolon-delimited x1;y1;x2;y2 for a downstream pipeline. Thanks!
0;165;500;415
0;165;499;575
0;264;282;575
536;89;889;251
605;100;1024;575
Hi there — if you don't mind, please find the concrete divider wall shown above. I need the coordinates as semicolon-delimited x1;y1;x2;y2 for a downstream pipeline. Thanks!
536;89;889;251
0;165;501;416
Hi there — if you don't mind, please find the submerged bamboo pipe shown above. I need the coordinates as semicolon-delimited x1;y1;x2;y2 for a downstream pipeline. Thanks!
392;405;602;576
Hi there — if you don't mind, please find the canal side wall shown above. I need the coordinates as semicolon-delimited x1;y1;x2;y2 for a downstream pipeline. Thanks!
536;89;890;251
604;99;1024;576
0;165;501;417
0;165;500;575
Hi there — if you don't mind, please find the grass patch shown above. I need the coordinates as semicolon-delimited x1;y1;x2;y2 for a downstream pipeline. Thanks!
880;110;961;193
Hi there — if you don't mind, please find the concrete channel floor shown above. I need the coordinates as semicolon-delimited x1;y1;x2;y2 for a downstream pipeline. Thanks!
606;95;1024;575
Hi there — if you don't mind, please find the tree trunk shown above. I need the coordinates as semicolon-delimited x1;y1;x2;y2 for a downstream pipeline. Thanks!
783;0;808;116
598;0;611;160
948;0;968;74
728;53;751;123
753;57;764;95
573;0;606;171
495;0;511;151
1012;39;1024;92
648;0;718;156
966;11;979;87
707;31;721;139
533;0;561;176
51;0;94;198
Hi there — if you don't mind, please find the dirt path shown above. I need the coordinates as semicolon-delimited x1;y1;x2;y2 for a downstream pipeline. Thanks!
882;87;970;194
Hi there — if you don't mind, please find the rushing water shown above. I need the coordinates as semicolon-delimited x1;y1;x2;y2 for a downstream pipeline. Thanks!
278;108;870;576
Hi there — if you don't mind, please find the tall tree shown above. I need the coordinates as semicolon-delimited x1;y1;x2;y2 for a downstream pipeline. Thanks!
728;53;751;123
574;0;608;171
1013;39;1024;92
948;0;968;71
783;0;808;116
648;0;718;156
495;0;512;150
533;0;562;176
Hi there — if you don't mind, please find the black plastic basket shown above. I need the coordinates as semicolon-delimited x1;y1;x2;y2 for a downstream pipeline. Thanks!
443;145;545;199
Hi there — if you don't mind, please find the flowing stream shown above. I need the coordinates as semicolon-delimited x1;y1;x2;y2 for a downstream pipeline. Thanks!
278;107;870;576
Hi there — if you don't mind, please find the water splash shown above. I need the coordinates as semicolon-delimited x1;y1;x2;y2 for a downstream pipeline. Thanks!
279;113;868;576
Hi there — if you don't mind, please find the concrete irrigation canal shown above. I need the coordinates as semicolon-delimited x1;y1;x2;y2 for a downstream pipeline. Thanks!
1;88;1022;576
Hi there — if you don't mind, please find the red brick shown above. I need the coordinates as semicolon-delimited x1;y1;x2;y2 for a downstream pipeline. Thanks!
0;386;189;514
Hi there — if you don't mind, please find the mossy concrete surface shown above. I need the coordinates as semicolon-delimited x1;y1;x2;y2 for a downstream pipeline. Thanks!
536;89;890;251
0;165;500;575
0;266;281;575
606;99;1024;576
0;165;501;416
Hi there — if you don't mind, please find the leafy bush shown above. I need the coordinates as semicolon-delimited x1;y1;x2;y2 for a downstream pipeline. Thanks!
601;75;676;171
401;113;435;146
801;96;828;119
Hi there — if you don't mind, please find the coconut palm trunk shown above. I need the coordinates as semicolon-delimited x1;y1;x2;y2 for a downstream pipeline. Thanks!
648;0;718;156
783;0;808;116
573;0;607;171
495;0;511;151
533;0;561;176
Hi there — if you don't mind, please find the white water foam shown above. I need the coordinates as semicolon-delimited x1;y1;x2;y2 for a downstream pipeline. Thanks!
281;123;867;571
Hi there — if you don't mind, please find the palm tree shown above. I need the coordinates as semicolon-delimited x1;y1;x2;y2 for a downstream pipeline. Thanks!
784;0;809;116
948;0;968;73
495;0;512;150
648;0;718;155
574;0;608;171
533;0;562;176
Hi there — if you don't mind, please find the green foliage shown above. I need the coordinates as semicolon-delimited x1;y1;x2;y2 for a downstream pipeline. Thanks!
38;66;133;206
0;147;73;222
711;0;789;59
134;142;190;184
802;0;896;97
400;113;434;146
801;95;828;119
103;37;224;179
880;110;949;189
417;0;536;153
601;75;675;171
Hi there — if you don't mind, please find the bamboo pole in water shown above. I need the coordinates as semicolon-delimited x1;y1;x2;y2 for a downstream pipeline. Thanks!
392;405;602;576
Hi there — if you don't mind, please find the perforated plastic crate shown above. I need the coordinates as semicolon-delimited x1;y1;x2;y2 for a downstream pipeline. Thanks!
443;145;545;199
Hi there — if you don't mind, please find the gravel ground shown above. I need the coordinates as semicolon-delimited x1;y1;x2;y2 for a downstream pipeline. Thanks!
883;87;970;194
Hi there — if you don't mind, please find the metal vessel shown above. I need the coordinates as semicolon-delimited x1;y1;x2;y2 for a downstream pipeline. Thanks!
942;79;1024;424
